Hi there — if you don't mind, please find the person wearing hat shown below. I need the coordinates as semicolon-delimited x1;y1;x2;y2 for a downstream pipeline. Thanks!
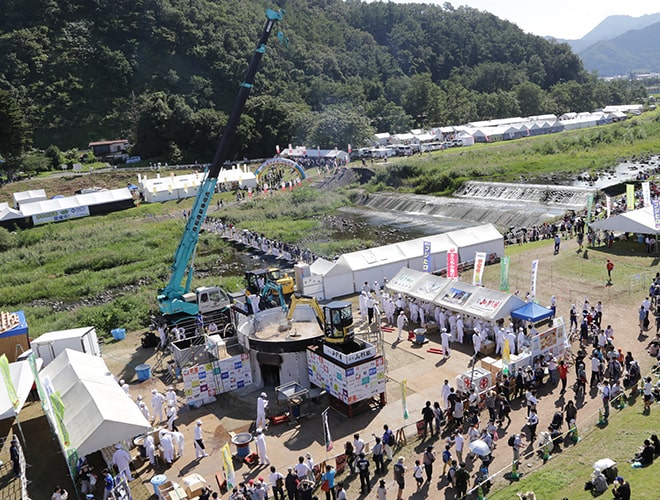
166;386;177;407
151;388;165;423
119;379;130;396
167;402;179;431
393;457;406;500
257;392;268;430
144;433;156;466
255;428;270;466
159;430;174;465
422;444;436;483
9;436;20;477
396;310;408;342
194;420;209;458
441;327;451;358
112;443;133;482
138;400;150;421
611;476;630;500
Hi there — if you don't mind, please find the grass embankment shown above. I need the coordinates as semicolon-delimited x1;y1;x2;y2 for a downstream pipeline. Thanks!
365;108;660;195
488;399;659;499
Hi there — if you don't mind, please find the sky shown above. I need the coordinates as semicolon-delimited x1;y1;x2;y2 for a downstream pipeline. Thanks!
384;0;660;39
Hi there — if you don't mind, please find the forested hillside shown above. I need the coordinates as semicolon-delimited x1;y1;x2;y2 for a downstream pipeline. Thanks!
0;0;647;167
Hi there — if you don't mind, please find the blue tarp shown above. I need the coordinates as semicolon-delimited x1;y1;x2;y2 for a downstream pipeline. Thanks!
511;302;554;322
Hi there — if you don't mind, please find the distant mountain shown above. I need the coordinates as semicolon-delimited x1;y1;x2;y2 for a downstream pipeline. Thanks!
552;13;660;53
579;21;660;76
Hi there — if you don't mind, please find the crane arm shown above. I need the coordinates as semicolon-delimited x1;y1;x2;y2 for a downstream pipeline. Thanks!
158;9;284;316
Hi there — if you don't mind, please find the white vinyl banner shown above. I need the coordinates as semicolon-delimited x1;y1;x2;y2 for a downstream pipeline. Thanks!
530;259;539;298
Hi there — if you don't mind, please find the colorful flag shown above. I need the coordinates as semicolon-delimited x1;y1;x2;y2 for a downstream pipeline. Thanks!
626;184;635;211
472;252;487;286
530;259;539;298
401;380;409;420
0;354;18;410
502;339;511;376
500;256;510;292
447;248;459;279
322;409;333;451
422;241;431;273
642;181;651;207
653;200;660;230
221;442;236;490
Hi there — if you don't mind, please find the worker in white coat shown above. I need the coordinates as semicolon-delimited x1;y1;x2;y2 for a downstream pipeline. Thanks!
112;443;133;482
255;428;270;465
506;329;517;355
170;430;185;458
166;403;178;431
396;311;408;341
119;379;130;396
151;389;165;423
194;420;209;458
158;324;167;349
166;386;177;407
441;328;451;358
144;434;156;467
249;293;261;314
256;392;268;430
472;330;482;357
138;401;150;421
455;315;465;343
160;430;174;465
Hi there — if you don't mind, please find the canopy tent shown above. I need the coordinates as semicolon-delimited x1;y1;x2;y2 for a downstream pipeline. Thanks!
387;267;526;321
511;302;554;322
39;349;150;458
0;359;42;421
590;206;659;235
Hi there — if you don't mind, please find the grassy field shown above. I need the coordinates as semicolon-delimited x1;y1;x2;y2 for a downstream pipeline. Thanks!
488;397;659;499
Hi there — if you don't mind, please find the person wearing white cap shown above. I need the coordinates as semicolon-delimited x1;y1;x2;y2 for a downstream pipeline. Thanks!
138;401;150;421
167;402;178;431
166;386;177;407
159;430;174;464
194;420;208;458
112;443;133;482
144;433;156;466
151;389;165;423
441;328;451;358
170;430;185;458
135;394;143;406
120;379;130;396
256;392;268;430
396;310;408;342
255;428;270;465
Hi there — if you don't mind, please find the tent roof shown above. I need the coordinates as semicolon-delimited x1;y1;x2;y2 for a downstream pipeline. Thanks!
511;302;554;322
39;349;150;457
590;206;659;235
31;327;95;345
336;244;407;271
19;188;132;217
0;359;41;420
309;258;336;276
13;189;47;205
448;223;502;247
0;206;23;221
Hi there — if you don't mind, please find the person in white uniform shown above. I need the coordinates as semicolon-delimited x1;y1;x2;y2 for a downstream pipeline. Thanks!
166;403;178;431
396;311;408;341
455;316;465;343
256;392;268;430
194;420;208;458
138;401;150;421
151;389;165;423
159;430;174;465
166;387;177;407
255;428;270;465
144;434;156;466
120;379;130;396
171;430;185;458
112;444;133;482
472;330;482;356
441;328;451;358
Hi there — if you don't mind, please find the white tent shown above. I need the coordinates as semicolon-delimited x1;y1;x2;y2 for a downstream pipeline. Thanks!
13;189;47;209
39;349;150;457
590;206;660;234
449;224;504;263
0;359;41;421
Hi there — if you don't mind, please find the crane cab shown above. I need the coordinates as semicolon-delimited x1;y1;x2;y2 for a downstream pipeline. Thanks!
323;301;354;344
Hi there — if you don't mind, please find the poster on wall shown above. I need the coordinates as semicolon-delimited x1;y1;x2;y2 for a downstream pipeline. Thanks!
439;287;472;307
183;353;252;404
307;350;386;404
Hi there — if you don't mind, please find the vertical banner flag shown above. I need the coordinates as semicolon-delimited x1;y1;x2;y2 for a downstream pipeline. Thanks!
653;200;660;230
642;181;651;207
401;380;409;420
348;144;352;154
502;339;511;376
0;354;18;410
221;443;236;490
288;143;293;155
586;194;594;224
275;144;280;155
500;256;510;292
446;248;459;279
530;259;539;298
322;409;333;451
422;241;432;273
606;195;611;219
472;252;487;286
626;184;635;211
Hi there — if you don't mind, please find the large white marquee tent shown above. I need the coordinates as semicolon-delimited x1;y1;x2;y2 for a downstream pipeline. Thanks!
310;223;504;299
590;206;660;235
39;349;150;458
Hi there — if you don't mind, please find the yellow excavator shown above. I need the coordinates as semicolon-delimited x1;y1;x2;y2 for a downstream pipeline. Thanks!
245;268;295;297
286;295;354;344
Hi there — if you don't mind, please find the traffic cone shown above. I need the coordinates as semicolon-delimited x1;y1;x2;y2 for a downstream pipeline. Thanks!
597;408;606;425
510;460;520;480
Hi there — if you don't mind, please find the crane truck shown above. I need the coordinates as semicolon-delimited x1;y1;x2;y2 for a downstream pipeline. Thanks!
156;8;284;327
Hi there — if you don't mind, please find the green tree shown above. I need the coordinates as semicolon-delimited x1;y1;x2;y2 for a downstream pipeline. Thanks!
304;105;374;150
0;89;32;179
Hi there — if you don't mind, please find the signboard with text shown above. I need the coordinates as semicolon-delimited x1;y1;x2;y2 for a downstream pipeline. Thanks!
32;206;90;225
446;248;459;279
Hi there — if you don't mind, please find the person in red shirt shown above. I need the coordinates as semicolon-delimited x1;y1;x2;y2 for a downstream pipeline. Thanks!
606;259;614;283
557;360;569;394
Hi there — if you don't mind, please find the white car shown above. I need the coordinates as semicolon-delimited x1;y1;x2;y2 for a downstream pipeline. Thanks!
125;156;142;164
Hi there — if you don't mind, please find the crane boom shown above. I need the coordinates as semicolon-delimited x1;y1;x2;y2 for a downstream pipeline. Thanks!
158;8;284;317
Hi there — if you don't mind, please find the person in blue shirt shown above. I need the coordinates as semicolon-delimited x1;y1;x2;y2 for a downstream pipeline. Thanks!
102;469;114;500
321;464;336;500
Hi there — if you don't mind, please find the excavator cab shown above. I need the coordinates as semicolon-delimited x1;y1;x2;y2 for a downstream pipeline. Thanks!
323;301;354;344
